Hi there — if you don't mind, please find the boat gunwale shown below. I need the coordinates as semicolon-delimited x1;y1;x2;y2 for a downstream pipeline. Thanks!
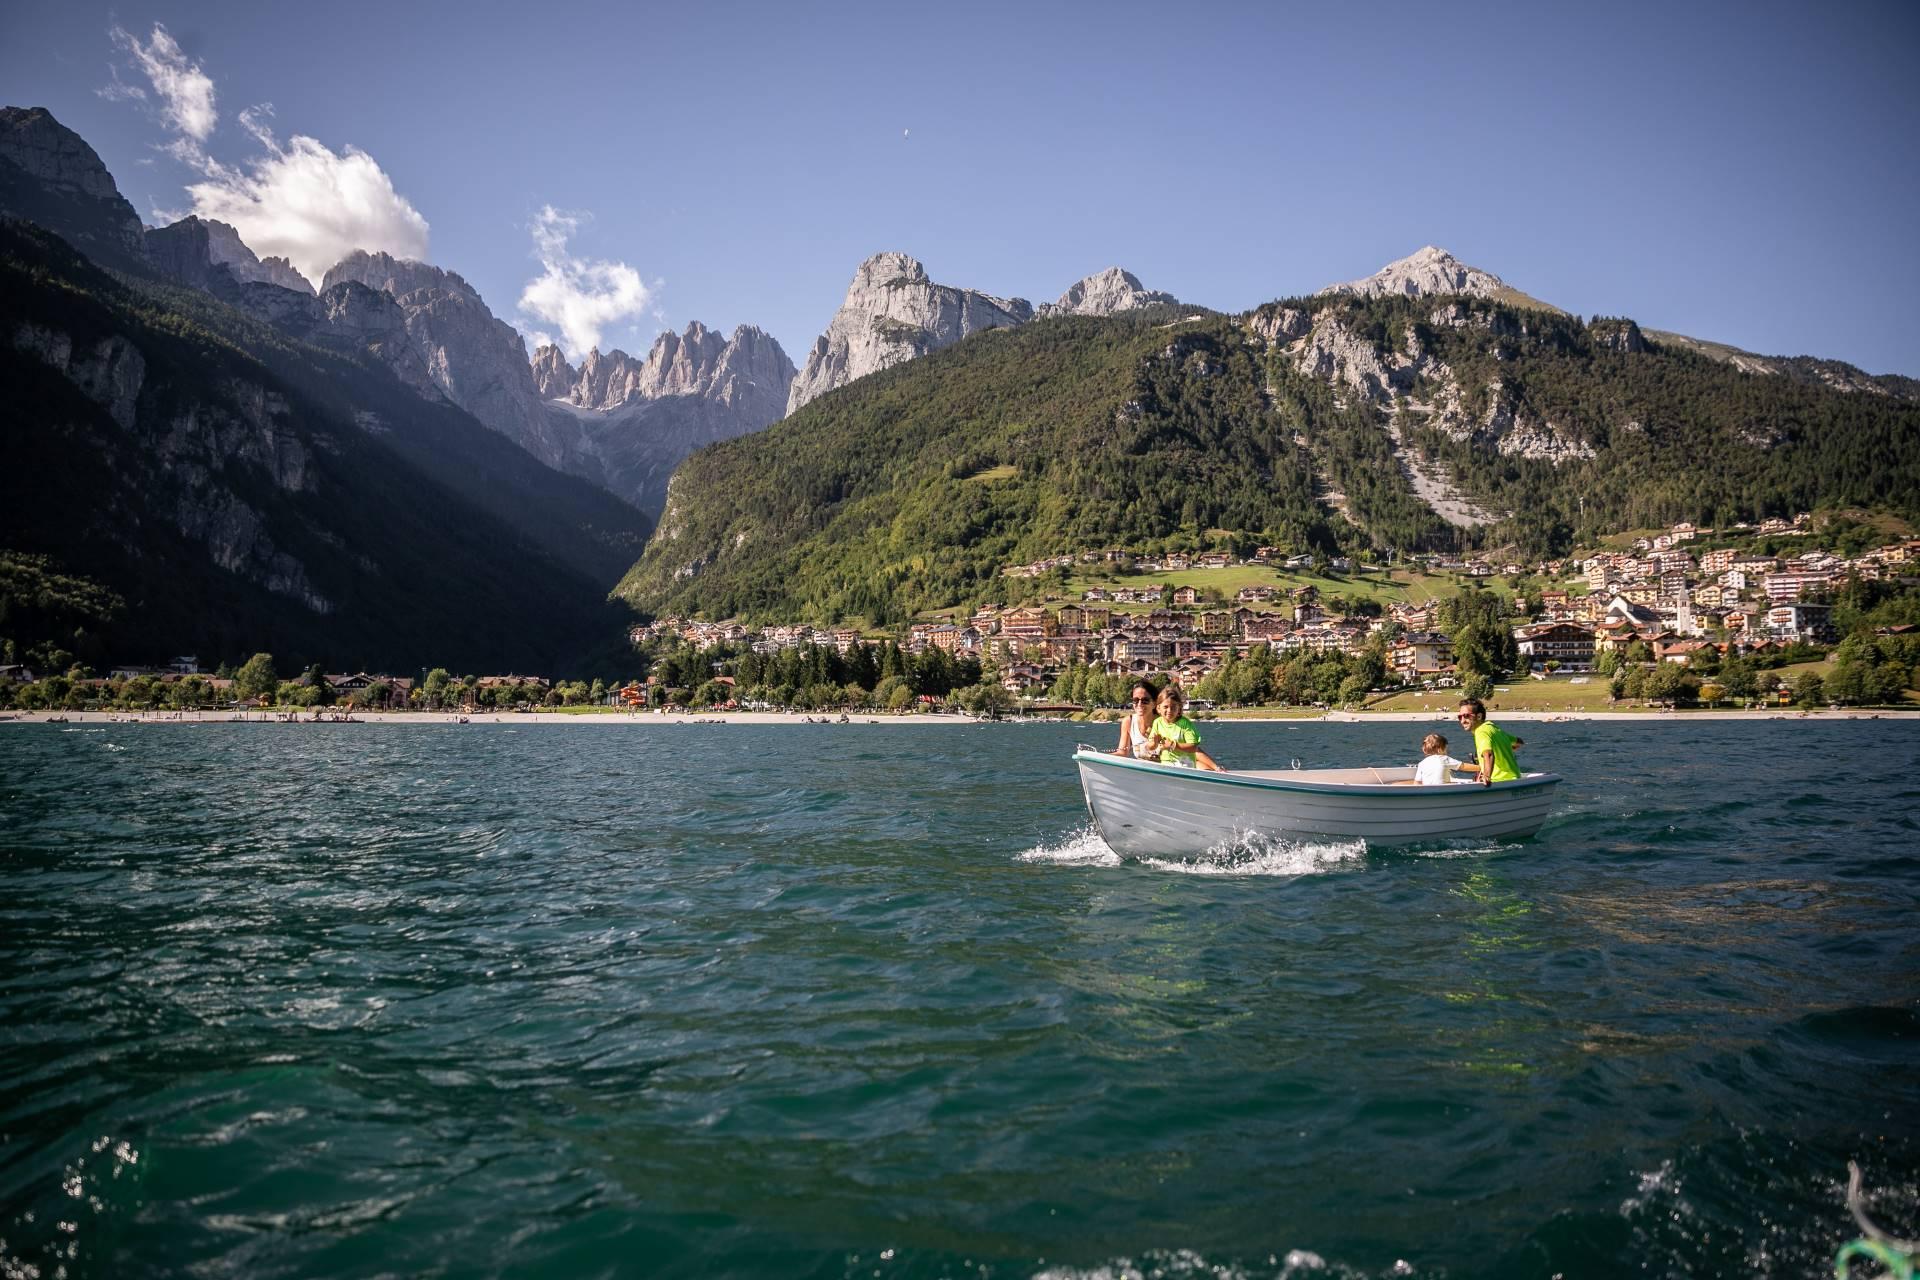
1072;749;1561;797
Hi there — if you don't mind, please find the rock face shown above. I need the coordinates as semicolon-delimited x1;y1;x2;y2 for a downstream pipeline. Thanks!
229;278;444;402
1589;317;1647;354
530;344;576;398
1244;296;1612;529
560;323;794;418
786;252;1033;415
145;216;316;294
1037;267;1178;318
786;255;1183;414
308;254;798;516
1320;245;1507;301
137;218;453;408
12;323;147;432
199;217;314;292
1270;306;1596;468
0;106;148;271
571;345;648;410
536;322;798;515
3;211;662;669
13;308;331;613
323;250;589;473
1248;306;1313;346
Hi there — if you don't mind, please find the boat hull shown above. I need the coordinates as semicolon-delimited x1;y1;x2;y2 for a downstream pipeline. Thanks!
1074;750;1560;857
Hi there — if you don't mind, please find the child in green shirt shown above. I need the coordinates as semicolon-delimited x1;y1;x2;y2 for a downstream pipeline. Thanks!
1148;685;1223;771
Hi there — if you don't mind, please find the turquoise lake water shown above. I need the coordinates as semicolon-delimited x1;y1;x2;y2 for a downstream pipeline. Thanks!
2;719;1916;1278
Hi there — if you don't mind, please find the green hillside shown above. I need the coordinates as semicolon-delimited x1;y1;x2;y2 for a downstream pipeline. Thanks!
618;295;1920;627
618;312;1344;625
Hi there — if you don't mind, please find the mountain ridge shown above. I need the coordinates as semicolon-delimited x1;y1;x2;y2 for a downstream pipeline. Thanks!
616;290;1920;625
2;218;647;670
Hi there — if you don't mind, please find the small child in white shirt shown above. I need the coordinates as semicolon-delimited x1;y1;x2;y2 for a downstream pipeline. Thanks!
1413;732;1479;785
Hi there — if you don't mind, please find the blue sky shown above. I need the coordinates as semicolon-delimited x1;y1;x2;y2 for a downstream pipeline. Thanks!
4;0;1918;375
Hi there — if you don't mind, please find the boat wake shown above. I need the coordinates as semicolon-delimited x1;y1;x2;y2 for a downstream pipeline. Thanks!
1400;839;1514;860
1015;825;1122;867
1138;830;1368;877
1017;826;1366;877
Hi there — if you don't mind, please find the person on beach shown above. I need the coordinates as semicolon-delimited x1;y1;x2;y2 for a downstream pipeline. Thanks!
1457;698;1523;784
1412;732;1477;785
1147;685;1223;771
1115;681;1161;759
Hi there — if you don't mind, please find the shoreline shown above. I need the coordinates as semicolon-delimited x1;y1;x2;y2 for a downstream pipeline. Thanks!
0;709;974;727
4;708;1915;727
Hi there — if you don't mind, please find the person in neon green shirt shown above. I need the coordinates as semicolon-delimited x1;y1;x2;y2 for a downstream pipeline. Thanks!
1148;685;1223;771
1457;698;1523;784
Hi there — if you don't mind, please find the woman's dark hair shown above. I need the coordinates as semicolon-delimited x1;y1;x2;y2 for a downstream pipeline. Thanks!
1130;681;1158;701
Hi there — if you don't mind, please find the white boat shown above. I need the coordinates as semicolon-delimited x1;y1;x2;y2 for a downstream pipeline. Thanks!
1073;747;1561;857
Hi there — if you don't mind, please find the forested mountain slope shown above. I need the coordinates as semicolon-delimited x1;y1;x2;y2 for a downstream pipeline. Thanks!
2;221;640;671
617;309;1343;624
1256;294;1920;552
619;296;1920;626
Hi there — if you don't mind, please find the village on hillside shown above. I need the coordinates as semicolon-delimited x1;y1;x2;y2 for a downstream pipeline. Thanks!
635;514;1920;706
9;514;1916;715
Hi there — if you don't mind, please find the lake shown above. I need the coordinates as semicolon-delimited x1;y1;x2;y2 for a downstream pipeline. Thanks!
2;719;1916;1278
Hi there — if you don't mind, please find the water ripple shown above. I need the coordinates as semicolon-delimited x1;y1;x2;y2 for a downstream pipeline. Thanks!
1;719;1917;1278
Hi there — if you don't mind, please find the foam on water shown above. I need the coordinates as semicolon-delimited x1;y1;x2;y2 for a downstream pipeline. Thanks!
1137;831;1368;878
1031;1247;1339;1280
1017;825;1368;876
1400;839;1509;860
1016;824;1121;866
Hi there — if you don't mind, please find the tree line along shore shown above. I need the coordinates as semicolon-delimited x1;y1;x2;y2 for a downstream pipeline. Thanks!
6;515;1918;719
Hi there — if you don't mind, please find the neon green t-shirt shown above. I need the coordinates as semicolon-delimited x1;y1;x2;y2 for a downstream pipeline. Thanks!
1152;715;1201;766
1472;721;1521;782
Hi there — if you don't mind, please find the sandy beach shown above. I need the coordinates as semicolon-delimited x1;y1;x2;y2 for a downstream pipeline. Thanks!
4;707;1915;727
0;709;975;727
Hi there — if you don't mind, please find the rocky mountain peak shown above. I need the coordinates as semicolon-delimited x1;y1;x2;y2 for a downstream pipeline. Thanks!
532;321;798;517
1;107;124;201
854;251;930;290
1039;266;1179;318
530;343;577;398
317;249;595;472
556;321;795;414
0;105;148;270
147;215;316;295
322;250;485;309
787;252;1033;415
1320;245;1507;300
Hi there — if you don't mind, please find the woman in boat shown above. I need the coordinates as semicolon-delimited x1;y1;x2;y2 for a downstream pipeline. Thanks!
1147;684;1223;771
1114;680;1160;759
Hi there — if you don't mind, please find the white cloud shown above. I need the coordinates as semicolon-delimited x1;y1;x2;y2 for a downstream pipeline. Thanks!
108;24;216;142
181;110;430;285
516;206;653;358
102;26;429;285
517;326;558;354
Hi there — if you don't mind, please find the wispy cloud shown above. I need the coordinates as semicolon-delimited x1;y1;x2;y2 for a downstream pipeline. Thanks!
95;65;148;105
107;23;216;142
102;25;429;284
516;206;654;358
